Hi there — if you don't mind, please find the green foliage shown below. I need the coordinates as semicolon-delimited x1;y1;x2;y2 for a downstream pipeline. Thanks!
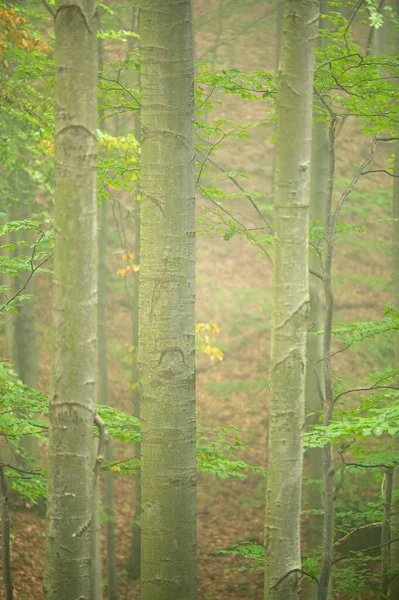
0;363;47;503
197;424;265;479
215;540;264;573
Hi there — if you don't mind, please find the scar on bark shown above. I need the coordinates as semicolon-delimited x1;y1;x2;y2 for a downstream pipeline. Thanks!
143;192;165;215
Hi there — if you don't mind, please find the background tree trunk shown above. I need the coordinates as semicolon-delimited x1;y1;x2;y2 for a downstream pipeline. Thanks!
139;0;197;597
6;199;39;465
305;3;329;597
44;1;98;598
389;139;399;599
264;2;319;599
97;14;116;599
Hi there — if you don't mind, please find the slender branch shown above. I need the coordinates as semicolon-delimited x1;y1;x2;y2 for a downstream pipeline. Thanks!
41;0;55;17
315;53;364;72
343;0;366;52
99;76;140;108
362;169;399;178
335;522;382;547
2;228;53;310
309;268;324;281
0;462;41;475
332;138;377;229
315;341;353;365
346;462;399;469
270;567;319;590
334;384;399;403
200;186;273;264
376;137;399;143
196;134;226;185
333;536;399;565
197;151;274;233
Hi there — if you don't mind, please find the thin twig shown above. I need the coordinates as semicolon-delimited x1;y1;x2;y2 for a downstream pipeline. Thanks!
199;151;274;233
2;228;53;310
333;536;399;565
362;169;399;178
41;0;54;17
200;186;273;264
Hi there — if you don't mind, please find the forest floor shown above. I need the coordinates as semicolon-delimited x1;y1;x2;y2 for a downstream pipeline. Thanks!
2;2;395;598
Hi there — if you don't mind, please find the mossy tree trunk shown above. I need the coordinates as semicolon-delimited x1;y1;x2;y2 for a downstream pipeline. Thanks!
44;1;98;599
264;2;319;600
139;0;197;598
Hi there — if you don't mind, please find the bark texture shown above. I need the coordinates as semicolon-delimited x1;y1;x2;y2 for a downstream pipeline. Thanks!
97;18;116;599
0;466;13;600
305;122;327;599
305;5;329;597
139;1;197;598
390;140;399;600
98;194;117;600
264;2;319;600
44;2;98;599
130;192;141;580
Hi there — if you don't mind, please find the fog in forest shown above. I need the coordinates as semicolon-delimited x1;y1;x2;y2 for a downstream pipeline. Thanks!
1;1;399;599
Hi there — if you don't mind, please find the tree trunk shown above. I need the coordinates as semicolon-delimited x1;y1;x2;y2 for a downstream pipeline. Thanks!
98;193;117;600
96;14;116;599
130;175;141;580
305;4;329;598
264;3;319;600
304;123;328;599
381;468;393;597
44;1;98;598
129;19;142;577
139;0;197;598
389;139;399;599
0;466;13;600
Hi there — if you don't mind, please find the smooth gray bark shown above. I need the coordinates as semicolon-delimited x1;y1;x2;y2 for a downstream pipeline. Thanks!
305;5;329;598
44;1;98;598
390;140;399;599
264;2;319;600
139;1;197;598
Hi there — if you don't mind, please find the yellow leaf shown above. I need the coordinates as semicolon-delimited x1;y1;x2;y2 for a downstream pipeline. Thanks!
131;264;140;272
122;252;127;261
116;268;127;276
111;465;121;472
129;252;134;260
